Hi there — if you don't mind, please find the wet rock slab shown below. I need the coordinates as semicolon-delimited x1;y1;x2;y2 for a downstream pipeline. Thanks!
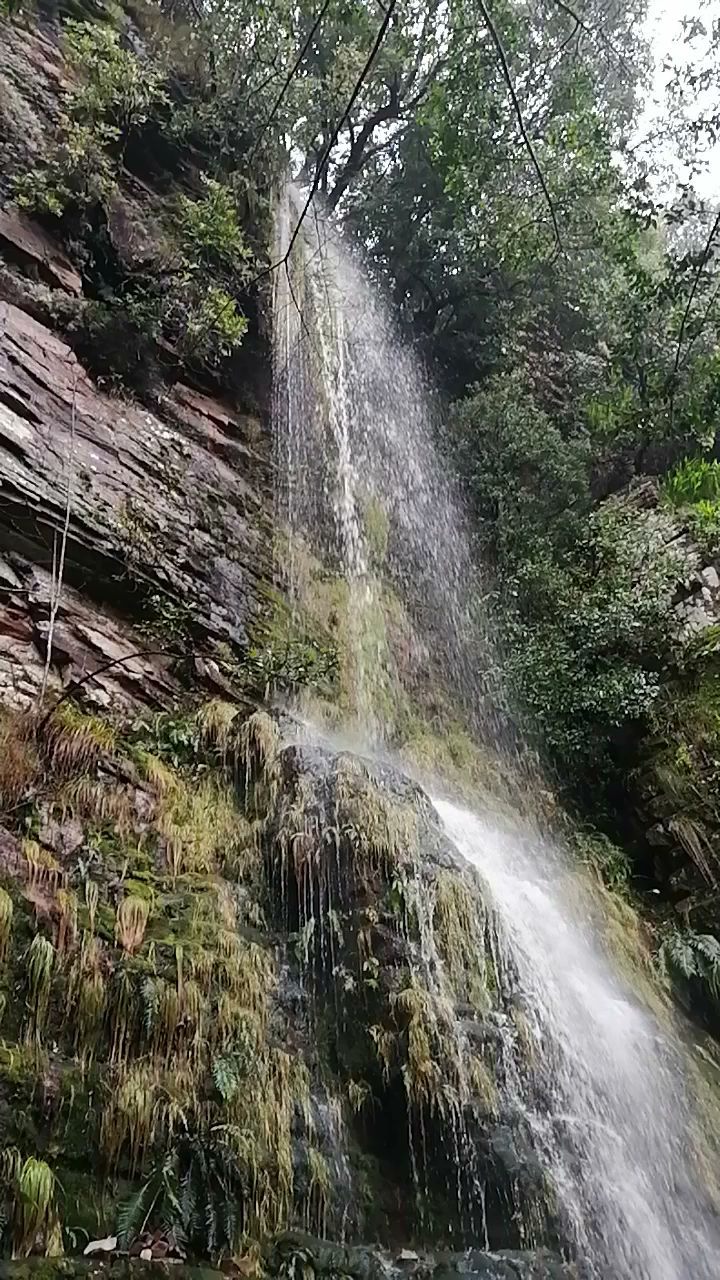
0;300;272;708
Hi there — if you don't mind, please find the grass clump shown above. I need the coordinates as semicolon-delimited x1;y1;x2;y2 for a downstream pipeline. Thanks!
0;711;38;809
433;871;489;1009
1;1152;61;1257
44;702;116;777
115;896;151;955
0;889;13;966
25;935;55;1044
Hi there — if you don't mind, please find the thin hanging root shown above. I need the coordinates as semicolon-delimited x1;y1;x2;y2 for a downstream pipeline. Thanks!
0;888;13;965
197;698;241;752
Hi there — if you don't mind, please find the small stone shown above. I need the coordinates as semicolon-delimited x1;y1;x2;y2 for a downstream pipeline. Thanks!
701;564;720;591
140;1248;153;1261
398;1251;419;1263
84;1235;118;1255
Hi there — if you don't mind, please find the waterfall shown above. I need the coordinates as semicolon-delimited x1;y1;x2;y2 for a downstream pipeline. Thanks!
273;186;498;747
437;799;720;1278
271;184;720;1277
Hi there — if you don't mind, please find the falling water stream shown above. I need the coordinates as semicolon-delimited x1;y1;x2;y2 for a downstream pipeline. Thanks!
272;185;720;1277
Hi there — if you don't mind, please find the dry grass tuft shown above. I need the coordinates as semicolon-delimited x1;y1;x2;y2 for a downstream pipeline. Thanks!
197;698;241;752
0;711;39;809
115;895;151;954
43;703;116;777
0;888;13;965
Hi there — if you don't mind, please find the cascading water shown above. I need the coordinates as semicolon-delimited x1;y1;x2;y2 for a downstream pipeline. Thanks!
272;184;720;1277
273;187;499;746
437;799;720;1278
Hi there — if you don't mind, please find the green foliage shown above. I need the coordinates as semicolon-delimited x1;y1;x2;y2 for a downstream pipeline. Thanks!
660;931;720;1001
117;1130;247;1257
177;177;250;269
14;20;167;216
664;458;720;508
25;935;55;1044
662;459;720;554
129;710;200;769
454;376;686;783
1;1154;60;1257
573;829;632;894
176;284;248;362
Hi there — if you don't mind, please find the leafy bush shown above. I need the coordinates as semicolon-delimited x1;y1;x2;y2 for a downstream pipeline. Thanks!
175;283;248;362
177;177;250;269
660;458;720;554
573;828;632;892
663;457;720;508
14;20;167;216
502;498;685;783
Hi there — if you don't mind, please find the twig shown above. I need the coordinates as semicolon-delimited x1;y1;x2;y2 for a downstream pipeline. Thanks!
249;0;334;163
477;0;562;254
669;206;720;421
37;363;78;709
251;0;399;290
286;0;399;260
552;0;633;74
36;646;182;734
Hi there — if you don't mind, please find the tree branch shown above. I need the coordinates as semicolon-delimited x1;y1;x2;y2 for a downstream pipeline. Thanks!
552;0;634;76
668;206;720;422
478;0;562;254
249;0;334;162
284;0;399;259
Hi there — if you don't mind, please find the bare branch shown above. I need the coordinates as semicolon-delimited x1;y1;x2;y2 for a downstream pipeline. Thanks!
552;0;634;76
478;0;562;254
249;0;334;162
284;0;400;260
668;206;720;421
674;208;720;377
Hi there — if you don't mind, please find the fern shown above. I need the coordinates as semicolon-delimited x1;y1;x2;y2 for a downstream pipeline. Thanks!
211;1053;242;1104
117;1177;159;1246
117;1131;245;1257
693;933;720;996
660;930;720;999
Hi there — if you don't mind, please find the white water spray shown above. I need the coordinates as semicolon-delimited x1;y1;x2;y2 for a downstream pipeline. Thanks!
435;799;720;1278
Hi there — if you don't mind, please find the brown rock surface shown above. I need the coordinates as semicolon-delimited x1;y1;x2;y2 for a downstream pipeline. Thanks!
0;300;271;708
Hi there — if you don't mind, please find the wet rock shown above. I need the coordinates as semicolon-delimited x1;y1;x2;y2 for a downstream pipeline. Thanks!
0;300;272;706
0;206;81;294
267;1234;577;1280
37;802;84;856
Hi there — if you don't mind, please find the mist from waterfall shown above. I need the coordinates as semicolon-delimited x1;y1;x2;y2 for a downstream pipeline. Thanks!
272;183;720;1278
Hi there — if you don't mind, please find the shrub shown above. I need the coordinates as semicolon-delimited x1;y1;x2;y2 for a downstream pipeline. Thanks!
663;457;720;508
177;177;251;269
14;19;167;216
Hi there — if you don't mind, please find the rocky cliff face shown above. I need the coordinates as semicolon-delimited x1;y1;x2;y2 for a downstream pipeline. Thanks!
0;8;274;715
